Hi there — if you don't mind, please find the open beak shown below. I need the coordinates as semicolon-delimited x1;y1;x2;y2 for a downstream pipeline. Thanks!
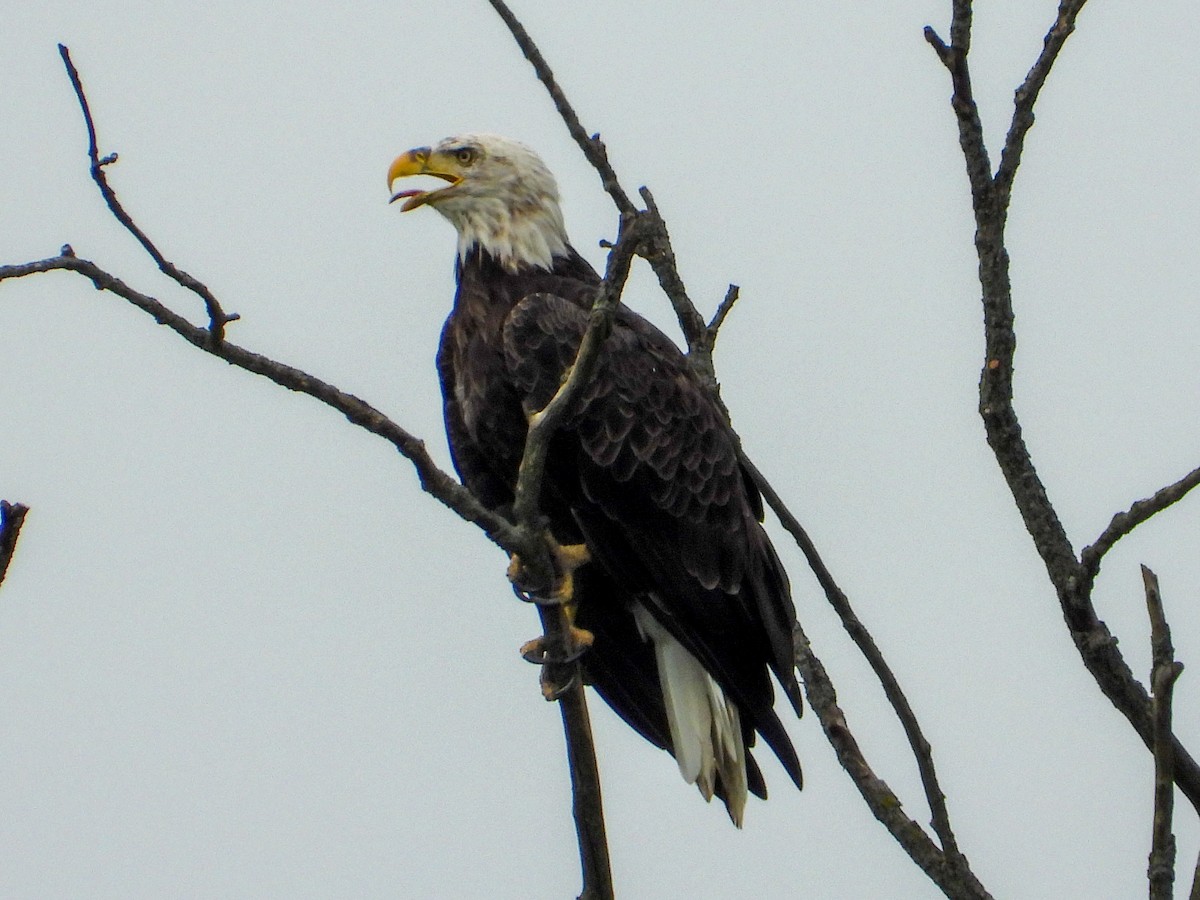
388;148;462;211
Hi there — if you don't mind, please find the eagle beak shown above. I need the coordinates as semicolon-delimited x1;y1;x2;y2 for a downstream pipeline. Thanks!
388;147;462;212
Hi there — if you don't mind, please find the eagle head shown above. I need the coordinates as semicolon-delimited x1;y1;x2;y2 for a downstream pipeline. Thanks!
388;133;569;273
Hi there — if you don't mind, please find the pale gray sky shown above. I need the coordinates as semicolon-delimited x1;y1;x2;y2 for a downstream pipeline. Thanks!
3;2;1199;897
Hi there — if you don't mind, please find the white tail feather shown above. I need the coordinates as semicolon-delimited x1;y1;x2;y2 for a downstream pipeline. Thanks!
633;603;749;826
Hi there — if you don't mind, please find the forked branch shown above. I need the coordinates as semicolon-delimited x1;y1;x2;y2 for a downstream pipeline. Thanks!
1081;465;1200;590
58;45;238;341
926;0;1200;817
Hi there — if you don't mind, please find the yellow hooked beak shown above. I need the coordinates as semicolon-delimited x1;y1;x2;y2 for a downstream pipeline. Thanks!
387;147;463;211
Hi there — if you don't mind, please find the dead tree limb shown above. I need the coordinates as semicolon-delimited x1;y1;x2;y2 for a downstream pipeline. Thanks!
58;45;238;342
753;459;968;874
505;209;653;900
926;0;1200;814
794;621;992;900
1143;566;1184;900
484;0;635;218
1082;466;1200;590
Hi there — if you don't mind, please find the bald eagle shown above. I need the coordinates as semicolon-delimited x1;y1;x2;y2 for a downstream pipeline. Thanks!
388;134;802;825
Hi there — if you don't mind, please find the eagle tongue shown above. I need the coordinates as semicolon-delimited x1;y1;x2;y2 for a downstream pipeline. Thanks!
389;189;422;204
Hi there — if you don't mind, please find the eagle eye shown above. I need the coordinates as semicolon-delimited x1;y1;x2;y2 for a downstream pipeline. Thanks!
455;147;477;166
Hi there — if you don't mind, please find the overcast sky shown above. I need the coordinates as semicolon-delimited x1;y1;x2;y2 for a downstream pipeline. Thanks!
3;2;1199;897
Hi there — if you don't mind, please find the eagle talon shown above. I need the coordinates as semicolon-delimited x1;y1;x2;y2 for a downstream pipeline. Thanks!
507;537;592;603
519;626;595;666
567;624;595;650
519;636;548;665
511;584;566;607
540;666;580;701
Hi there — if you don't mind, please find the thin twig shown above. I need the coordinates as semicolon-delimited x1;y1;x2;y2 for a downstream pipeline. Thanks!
480;3;726;378
0;501;30;589
556;672;613;900
923;17;992;209
994;0;1089;203
58;44;237;341
1081;465;1200;589
484;0;635;216
636;187;707;352
707;284;740;340
1143;566;1183;900
483;0;723;398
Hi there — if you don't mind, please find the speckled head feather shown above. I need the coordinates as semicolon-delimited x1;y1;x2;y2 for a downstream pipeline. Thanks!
388;133;569;273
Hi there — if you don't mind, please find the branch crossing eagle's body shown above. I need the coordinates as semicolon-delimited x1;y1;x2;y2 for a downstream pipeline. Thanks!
388;134;803;825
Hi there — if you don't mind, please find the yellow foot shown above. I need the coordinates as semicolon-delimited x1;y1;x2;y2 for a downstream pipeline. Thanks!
522;626;594;700
510;534;595;701
519;626;595;665
540;673;574;701
550;538;590;604
506;553;523;585
507;533;591;602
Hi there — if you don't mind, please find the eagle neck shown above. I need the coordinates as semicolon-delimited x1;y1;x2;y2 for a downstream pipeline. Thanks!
455;245;601;302
446;195;569;274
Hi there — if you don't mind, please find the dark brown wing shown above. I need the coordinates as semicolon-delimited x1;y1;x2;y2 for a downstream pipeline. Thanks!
502;289;802;790
436;315;519;513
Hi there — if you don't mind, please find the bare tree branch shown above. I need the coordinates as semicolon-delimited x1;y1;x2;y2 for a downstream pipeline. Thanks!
0;501;30;589
503;209;654;900
1143;566;1183;900
511;211;644;536
926;0;1200;815
794;622;992;900
994;1;1088;202
484;0;635;217
0;255;615;889
555;676;613;900
1;253;533;558
750;458;967;873
1081;465;1200;589
490;3;987;895
58;45;238;342
635;187;708;356
706;284;741;343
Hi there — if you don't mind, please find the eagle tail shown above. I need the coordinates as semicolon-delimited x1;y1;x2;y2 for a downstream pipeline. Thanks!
633;603;749;827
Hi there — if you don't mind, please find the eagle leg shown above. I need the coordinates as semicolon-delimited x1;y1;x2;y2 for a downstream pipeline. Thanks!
506;537;591;601
509;534;595;699
539;664;580;701
515;579;596;667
